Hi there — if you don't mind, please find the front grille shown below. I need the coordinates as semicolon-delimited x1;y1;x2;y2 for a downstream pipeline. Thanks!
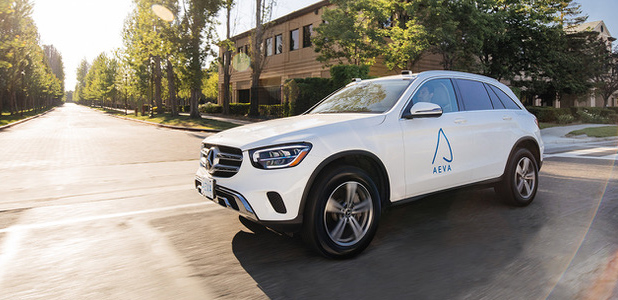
201;143;243;178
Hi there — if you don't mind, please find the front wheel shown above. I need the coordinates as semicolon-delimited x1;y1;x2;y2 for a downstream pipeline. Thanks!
302;166;381;259
496;148;539;206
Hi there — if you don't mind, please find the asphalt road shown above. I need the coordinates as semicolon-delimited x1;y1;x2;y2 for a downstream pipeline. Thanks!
0;103;616;299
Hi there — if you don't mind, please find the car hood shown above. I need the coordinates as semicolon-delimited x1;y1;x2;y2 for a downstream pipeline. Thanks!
203;113;386;150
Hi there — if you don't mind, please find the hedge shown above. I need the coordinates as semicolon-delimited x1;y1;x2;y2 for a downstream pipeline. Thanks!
527;106;618;124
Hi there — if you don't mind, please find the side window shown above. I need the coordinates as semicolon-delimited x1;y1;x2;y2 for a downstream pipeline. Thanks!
411;79;458;113
484;83;505;109
488;85;521;109
455;79;493;111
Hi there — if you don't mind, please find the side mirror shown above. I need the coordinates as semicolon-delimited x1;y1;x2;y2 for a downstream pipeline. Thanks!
404;102;443;119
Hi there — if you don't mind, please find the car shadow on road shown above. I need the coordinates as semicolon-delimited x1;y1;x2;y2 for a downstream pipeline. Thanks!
231;187;549;299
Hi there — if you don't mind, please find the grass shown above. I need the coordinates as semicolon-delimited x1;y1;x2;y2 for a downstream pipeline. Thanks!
568;126;618;138
0;109;51;127
97;108;239;131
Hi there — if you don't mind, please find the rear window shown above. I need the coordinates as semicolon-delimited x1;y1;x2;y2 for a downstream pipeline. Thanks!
308;79;412;114
455;79;493;111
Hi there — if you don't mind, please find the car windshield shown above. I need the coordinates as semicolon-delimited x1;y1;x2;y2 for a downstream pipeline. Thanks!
308;79;413;114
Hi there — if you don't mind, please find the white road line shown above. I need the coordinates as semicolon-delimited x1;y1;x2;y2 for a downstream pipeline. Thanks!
0;201;217;234
544;147;618;161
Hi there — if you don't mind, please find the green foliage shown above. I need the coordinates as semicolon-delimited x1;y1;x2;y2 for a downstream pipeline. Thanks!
283;77;336;116
526;107;572;123
0;0;64;115
330;64;370;89
313;0;389;66
230;103;251;115
199;102;222;113
557;114;575;124
569;126;618;137
202;71;218;102
259;104;285;117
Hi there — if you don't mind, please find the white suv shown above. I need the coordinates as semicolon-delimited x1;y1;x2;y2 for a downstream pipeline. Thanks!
195;70;543;258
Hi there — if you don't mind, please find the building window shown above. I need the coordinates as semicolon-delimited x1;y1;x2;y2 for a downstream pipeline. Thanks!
275;34;283;54
237;46;242;53
303;24;313;48
290;29;299;51
265;37;273;56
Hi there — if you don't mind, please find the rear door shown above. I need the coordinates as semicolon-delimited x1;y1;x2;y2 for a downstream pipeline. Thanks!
453;79;513;181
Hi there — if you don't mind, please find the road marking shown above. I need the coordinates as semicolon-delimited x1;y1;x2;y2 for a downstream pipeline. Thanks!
0;201;217;234
544;146;618;161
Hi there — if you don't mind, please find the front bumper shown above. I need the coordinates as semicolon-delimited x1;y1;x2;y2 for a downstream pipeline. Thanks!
195;176;258;221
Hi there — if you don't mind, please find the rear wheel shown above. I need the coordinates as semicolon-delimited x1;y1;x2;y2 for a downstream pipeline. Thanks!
302;166;381;259
496;148;539;206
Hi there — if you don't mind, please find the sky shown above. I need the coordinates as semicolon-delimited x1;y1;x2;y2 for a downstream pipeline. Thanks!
31;0;617;92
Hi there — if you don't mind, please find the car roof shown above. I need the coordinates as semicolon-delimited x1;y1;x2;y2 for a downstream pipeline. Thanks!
372;70;500;83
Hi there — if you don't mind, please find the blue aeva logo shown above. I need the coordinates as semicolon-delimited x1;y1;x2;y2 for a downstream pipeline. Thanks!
432;128;453;174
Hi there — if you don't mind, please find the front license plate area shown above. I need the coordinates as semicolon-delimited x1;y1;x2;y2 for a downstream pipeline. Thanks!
201;177;215;200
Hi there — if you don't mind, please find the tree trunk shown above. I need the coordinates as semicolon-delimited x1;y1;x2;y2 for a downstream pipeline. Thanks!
154;55;164;114
10;89;16;116
190;89;201;118
249;0;264;117
222;2;232;115
167;59;178;116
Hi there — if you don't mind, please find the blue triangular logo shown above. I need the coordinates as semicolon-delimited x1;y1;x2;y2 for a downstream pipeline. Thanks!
432;128;453;164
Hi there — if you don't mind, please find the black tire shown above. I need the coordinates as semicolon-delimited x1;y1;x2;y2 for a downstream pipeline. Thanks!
302;165;381;259
496;148;539;206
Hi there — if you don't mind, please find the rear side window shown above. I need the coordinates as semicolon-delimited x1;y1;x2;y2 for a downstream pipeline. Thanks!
455;79;493;111
484;83;506;109
488;85;521;109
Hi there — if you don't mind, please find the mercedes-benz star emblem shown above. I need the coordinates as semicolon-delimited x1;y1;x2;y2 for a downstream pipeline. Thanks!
206;146;219;173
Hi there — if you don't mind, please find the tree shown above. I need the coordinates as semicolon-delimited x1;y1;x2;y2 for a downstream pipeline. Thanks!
74;58;91;104
202;68;218;103
0;0;63;116
594;47;618;107
43;44;64;92
249;0;275;116
313;0;387;67
220;0;233;115
180;0;221;118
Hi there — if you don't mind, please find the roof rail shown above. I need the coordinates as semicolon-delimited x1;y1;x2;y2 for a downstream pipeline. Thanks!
353;78;362;83
401;70;413;76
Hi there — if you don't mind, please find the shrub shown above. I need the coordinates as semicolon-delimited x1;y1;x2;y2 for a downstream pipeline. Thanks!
577;109;609;124
283;77;336;116
259;104;285;117
229;103;251;115
199;103;222;114
557;114;575;124
527;106;574;123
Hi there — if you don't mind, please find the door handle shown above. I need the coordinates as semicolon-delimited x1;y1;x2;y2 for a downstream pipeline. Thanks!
454;118;467;124
503;116;512;121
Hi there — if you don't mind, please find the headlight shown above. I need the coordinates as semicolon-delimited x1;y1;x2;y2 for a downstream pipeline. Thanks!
249;143;312;169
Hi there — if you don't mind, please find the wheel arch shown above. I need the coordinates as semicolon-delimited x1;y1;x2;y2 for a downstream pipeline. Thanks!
300;150;391;217
503;137;542;176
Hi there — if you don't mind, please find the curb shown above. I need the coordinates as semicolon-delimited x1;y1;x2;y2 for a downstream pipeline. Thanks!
93;109;223;133
0;108;56;131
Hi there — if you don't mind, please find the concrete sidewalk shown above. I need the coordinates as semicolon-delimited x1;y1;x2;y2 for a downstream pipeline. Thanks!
541;124;618;154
